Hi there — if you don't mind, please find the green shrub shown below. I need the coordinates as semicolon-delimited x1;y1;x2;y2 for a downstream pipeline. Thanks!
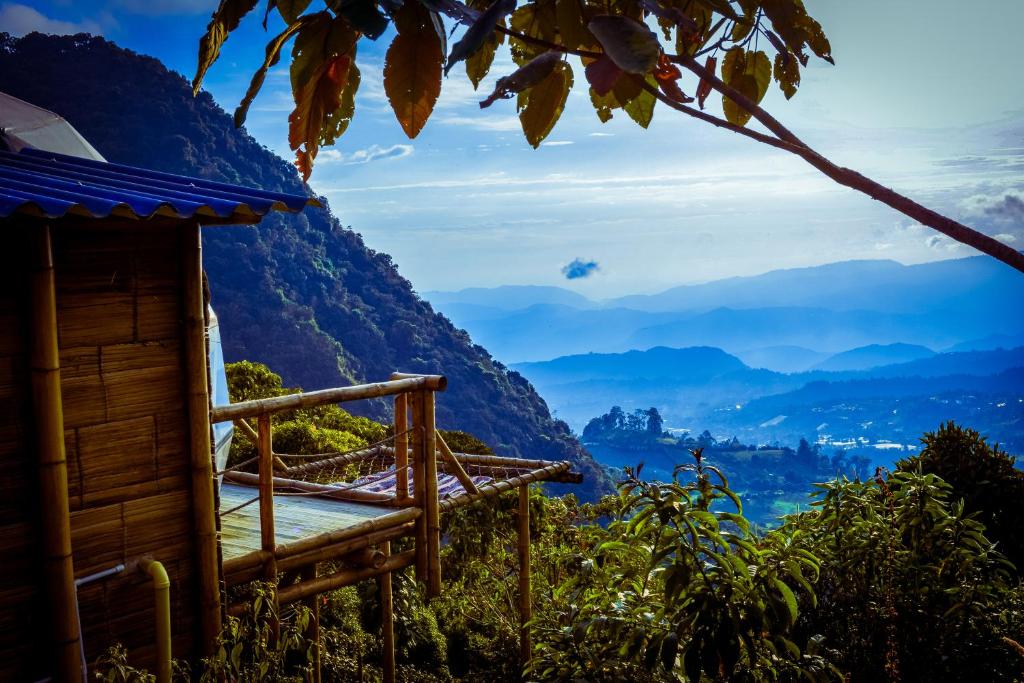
787;467;1020;682
899;420;1024;569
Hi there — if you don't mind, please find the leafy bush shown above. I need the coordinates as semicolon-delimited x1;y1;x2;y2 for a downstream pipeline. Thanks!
786;467;1020;682
532;451;838;682
899;420;1024;568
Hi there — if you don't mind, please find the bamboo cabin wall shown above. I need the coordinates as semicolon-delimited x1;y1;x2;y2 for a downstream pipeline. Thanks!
0;228;48;680
0;221;206;677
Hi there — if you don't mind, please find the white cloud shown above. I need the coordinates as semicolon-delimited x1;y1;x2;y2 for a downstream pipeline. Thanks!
994;233;1018;243
542;141;574;147
0;3;104;36
433;114;522;132
319;144;413;165
589;132;615;137
110;0;215;15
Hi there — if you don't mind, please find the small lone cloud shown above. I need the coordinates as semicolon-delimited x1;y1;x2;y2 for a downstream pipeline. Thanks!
561;258;600;280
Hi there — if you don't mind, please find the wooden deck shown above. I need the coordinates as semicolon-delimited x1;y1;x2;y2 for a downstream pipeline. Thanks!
219;483;409;562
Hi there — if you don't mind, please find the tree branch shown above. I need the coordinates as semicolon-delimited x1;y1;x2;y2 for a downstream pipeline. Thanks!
668;52;1024;274
637;78;803;155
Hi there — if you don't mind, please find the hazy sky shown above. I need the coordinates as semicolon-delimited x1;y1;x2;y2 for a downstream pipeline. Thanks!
4;0;1023;296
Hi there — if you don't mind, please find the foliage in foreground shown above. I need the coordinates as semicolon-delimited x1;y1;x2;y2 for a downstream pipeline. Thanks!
99;410;1024;681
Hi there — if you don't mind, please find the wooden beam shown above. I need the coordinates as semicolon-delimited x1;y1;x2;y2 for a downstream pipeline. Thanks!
518;486;532;670
435;432;479;495
380;541;396;683
409;391;428;583
438;462;574;513
211;374;446;423
225;470;396;504
30;225;82;681
181;221;222;653
271;550;416;606
234;419;288;471
257;414;279;640
422;391;442;598
394;393;409;502
257;415;276;554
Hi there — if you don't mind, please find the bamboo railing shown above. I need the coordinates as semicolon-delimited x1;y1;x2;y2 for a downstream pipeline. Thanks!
211;371;581;680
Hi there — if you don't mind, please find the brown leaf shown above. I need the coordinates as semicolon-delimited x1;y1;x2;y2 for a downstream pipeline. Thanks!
384;1;444;138
696;55;716;109
289;54;352;180
584;54;622;96
193;0;259;95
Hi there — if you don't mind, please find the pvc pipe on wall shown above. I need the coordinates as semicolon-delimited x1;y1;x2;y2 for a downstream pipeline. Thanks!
140;560;172;683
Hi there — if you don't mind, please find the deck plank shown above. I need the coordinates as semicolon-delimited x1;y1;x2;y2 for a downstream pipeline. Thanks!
219;482;406;561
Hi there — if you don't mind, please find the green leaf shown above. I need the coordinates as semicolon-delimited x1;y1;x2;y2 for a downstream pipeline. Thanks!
193;0;259;95
465;17;504;89
556;0;594;50
720;49;770;127
772;578;798;628
623;75;656;128
446;0;517;75
588;15;660;75
773;51;800;99
384;0;444;138
517;59;573;147
589;87;614;122
277;0;312;22
331;0;390;39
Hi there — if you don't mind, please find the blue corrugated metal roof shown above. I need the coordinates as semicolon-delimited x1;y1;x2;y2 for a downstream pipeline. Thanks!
0;147;318;222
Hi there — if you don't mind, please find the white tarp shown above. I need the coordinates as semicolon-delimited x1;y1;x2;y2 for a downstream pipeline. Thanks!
0;91;106;160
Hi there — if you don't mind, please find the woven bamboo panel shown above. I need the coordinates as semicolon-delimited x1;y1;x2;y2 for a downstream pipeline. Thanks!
78;416;157;496
125;491;192;560
58;293;136;347
104;365;183;423
156;410;188;480
59;346;100;382
0;307;27;356
71;502;126;576
102;341;180;374
60;375;108;428
136;294;182;342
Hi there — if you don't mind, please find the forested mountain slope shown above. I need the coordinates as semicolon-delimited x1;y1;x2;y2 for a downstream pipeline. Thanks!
0;32;610;498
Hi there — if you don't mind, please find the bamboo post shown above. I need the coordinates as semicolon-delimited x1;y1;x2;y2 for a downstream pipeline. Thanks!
30;225;82;682
394;393;409;502
257;414;279;639
408;391;428;583
182;222;223;652
422;390;442;598
302;565;321;683
380;542;396;683
235;419;288;471
518;485;532;670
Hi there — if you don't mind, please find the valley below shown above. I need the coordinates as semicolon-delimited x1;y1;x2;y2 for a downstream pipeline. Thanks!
427;260;1024;525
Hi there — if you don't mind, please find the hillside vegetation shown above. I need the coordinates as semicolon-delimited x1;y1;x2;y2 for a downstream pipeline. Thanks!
0;32;611;499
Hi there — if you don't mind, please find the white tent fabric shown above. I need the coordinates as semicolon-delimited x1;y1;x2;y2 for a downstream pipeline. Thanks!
0;91;106;160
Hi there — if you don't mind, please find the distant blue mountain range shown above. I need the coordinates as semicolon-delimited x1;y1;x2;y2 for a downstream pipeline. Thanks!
425;257;1024;364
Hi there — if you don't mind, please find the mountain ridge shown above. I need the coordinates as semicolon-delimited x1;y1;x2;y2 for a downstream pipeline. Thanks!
0;32;612;499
